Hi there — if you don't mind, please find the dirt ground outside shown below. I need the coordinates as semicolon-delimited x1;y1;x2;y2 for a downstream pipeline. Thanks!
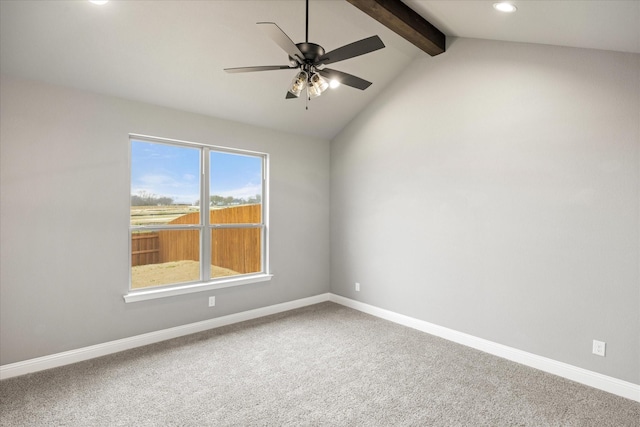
131;260;239;289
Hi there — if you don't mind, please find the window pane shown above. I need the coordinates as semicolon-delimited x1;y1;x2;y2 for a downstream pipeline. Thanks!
210;152;262;224
131;140;200;226
131;229;200;289
211;228;262;279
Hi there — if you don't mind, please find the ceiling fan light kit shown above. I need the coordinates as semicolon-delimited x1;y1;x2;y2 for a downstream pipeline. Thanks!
289;71;308;98
308;73;329;98
224;0;385;105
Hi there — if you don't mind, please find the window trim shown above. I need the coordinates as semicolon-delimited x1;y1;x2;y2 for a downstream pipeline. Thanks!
123;274;273;303
125;133;270;303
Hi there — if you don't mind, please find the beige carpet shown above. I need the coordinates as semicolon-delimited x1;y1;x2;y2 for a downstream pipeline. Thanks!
1;302;638;426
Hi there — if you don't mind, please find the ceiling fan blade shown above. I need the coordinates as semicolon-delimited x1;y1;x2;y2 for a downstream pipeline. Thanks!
258;22;305;63
318;68;372;90
224;65;296;73
285;91;299;99
317;35;385;65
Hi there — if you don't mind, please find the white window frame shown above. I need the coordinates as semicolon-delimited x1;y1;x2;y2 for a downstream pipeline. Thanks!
124;134;271;303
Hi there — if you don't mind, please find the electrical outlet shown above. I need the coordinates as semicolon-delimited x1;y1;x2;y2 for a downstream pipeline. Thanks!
208;296;216;307
355;282;360;292
592;340;606;357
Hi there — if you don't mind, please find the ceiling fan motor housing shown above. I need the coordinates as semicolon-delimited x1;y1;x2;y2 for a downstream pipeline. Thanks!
294;42;325;63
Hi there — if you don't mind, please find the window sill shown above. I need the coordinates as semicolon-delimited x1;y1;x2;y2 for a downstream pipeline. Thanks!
123;274;273;303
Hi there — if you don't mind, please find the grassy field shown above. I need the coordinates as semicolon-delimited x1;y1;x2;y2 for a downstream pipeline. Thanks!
130;205;200;226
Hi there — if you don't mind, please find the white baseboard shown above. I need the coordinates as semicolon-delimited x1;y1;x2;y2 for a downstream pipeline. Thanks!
0;293;331;380
2;292;638;403
329;294;640;403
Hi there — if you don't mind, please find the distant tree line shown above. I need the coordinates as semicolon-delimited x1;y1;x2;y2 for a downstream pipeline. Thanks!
132;191;262;207
209;194;261;206
131;191;174;206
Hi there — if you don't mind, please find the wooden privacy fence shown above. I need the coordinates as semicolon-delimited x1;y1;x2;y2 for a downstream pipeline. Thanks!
131;233;160;266
131;204;261;274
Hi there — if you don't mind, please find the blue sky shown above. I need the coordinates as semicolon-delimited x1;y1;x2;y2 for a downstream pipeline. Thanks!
131;140;262;205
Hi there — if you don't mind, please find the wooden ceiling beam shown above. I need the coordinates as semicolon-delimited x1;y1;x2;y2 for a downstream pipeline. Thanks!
346;0;446;56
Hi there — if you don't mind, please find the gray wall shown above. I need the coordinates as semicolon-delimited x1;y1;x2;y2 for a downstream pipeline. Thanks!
2;36;639;387
331;38;640;384
0;75;330;365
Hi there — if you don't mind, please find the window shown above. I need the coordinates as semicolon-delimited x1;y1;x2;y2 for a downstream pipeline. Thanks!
126;135;269;302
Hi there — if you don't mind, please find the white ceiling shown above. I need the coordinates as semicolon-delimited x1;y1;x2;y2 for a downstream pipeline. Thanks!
407;0;640;54
1;0;638;141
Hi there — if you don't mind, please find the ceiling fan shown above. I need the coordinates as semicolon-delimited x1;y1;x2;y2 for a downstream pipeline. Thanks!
224;0;385;102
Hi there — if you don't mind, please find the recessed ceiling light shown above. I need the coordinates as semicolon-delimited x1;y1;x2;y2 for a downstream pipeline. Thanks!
89;0;108;5
493;2;517;13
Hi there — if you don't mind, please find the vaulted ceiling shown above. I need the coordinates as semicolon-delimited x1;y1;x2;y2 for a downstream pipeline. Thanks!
1;1;638;140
